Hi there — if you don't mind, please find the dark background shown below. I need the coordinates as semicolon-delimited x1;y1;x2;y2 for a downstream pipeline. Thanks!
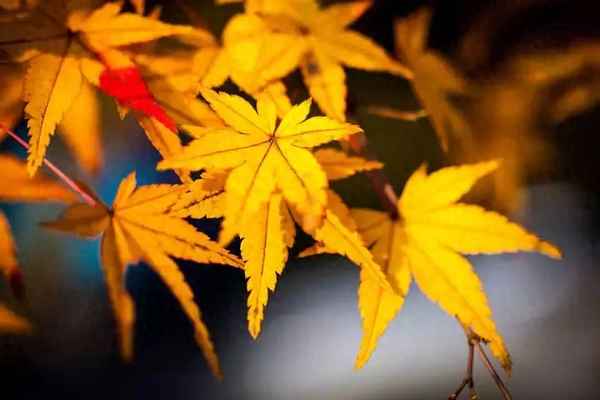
1;0;600;399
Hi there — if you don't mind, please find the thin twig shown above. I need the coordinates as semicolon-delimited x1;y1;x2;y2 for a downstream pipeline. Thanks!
1;124;97;206
467;340;477;400
449;337;478;400
475;342;513;400
347;133;400;219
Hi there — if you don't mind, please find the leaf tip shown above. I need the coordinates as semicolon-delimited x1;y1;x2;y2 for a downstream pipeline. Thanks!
26;158;39;177
248;320;261;340
354;355;367;370
155;159;169;171
539;240;562;260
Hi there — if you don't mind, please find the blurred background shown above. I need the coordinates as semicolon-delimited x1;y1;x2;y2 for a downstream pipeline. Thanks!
1;0;600;399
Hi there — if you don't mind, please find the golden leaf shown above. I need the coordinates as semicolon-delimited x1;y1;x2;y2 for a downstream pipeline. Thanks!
222;13;307;94
320;162;560;371
241;193;289;338
44;173;242;378
159;91;394;337
298;190;395;294
158;90;361;234
24;42;84;175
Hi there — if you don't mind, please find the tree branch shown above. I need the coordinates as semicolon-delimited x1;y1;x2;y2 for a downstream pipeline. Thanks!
449;335;478;400
347;132;400;220
475;341;513;400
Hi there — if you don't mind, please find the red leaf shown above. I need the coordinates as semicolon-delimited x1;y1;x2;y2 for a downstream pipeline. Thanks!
99;67;177;132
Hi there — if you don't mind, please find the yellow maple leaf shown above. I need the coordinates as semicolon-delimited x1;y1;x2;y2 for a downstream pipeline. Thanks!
308;192;391;290
0;57;103;174
137;116;192;183
43;172;242;378
128;3;295;119
134;13;295;118
168;172;297;338
158;90;361;236
165;171;296;338
394;8;472;151
189;183;390;339
167;170;229;221
220;0;411;121
0;0;192;175
159;91;395;337
240;193;290;338
351;161;560;371
220;12;307;94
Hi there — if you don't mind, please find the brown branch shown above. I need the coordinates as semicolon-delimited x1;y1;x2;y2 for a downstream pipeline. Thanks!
449;335;478;400
451;326;513;400
475;341;513;400
347;133;400;220
174;0;209;30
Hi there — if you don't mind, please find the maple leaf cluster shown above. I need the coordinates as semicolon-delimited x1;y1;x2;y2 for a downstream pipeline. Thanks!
0;0;565;388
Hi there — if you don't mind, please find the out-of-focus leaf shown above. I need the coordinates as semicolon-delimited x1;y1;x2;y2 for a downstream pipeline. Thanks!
394;8;471;151
221;0;410;121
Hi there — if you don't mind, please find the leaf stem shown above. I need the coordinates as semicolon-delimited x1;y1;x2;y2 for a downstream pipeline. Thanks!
347;132;400;220
475;341;512;400
1;124;97;206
